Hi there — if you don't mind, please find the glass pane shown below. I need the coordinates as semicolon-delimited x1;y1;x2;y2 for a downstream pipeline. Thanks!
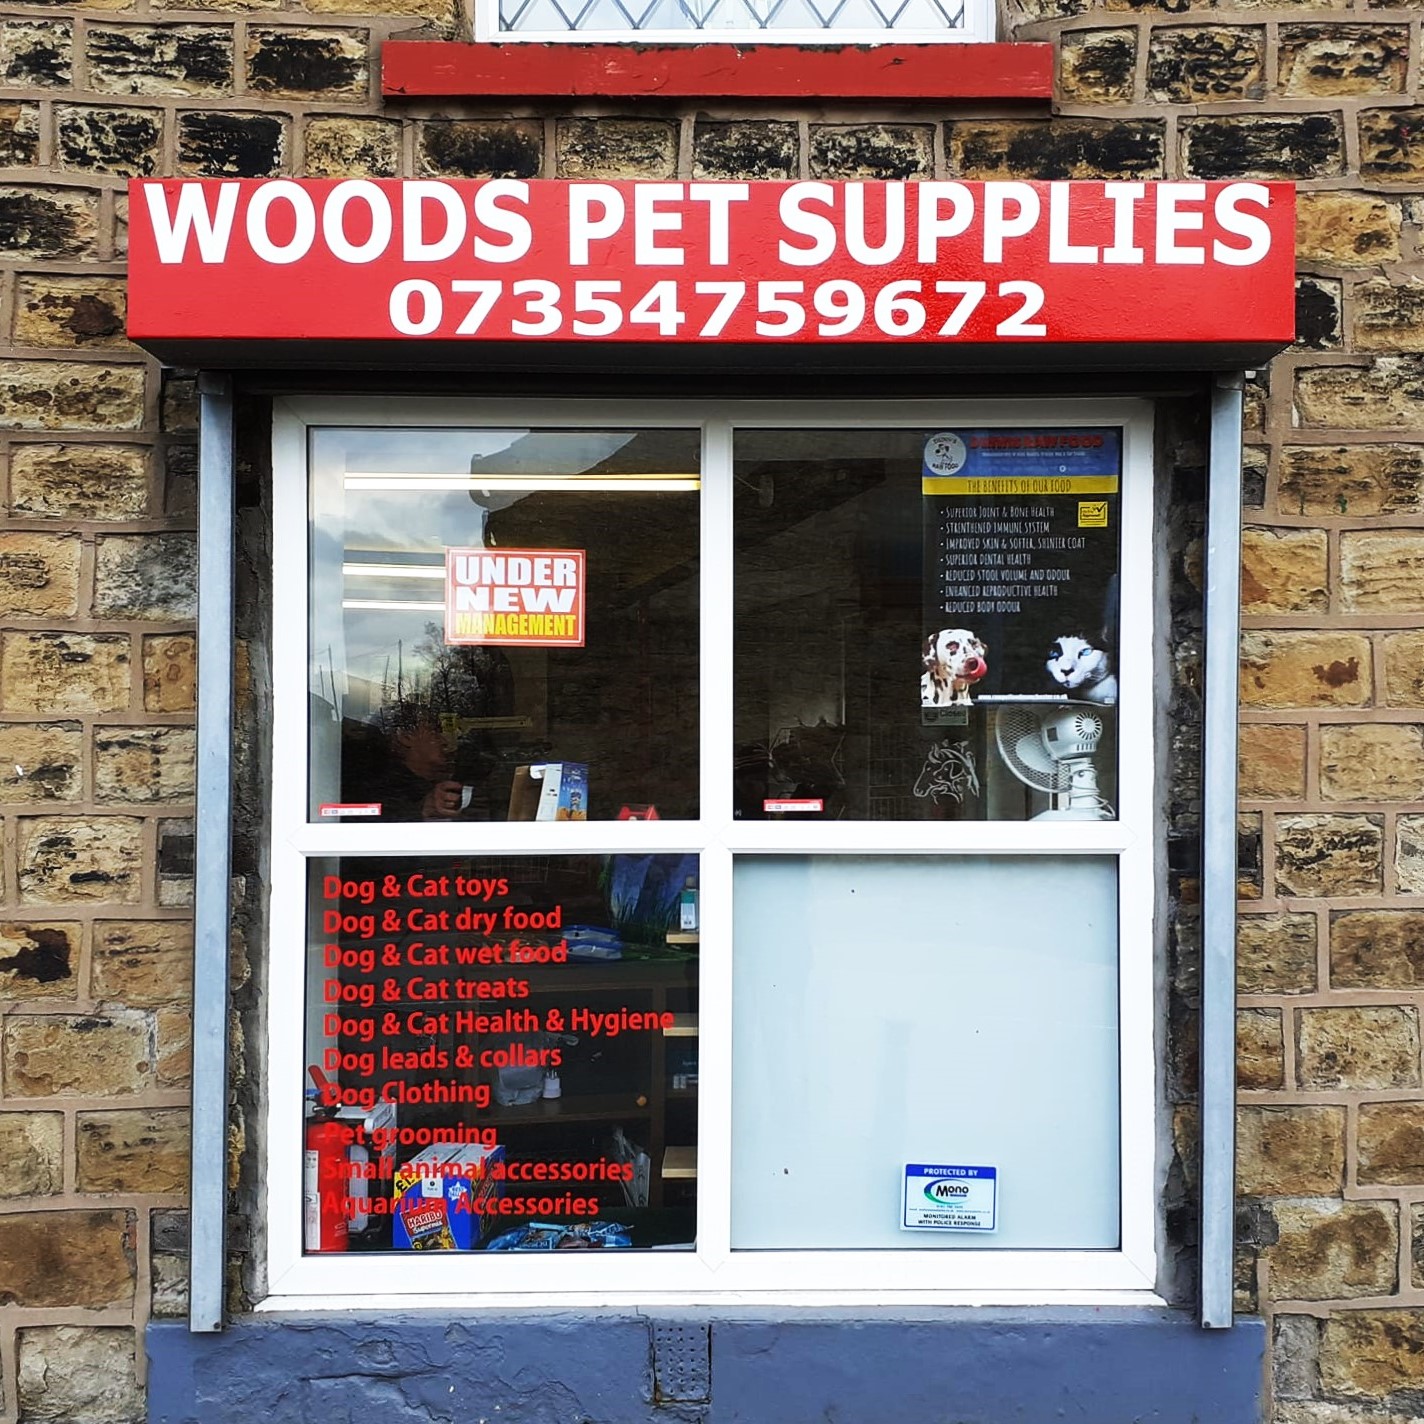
499;0;966;34
733;428;1121;822
303;853;699;1253
731;856;1119;1250
309;428;700;822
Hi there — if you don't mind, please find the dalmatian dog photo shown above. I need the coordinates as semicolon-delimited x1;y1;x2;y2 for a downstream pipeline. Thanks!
921;628;988;707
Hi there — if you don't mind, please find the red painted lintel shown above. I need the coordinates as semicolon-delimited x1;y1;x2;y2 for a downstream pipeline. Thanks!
382;40;1053;102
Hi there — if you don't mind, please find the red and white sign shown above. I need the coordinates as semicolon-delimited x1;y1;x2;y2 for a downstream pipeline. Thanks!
126;179;1295;350
445;547;585;647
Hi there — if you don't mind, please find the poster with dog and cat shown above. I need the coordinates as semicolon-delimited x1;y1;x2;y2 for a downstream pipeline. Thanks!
920;428;1121;723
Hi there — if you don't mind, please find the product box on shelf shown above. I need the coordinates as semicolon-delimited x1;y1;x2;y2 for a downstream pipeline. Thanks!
393;1142;505;1250
336;1099;396;1168
508;763;588;821
334;1098;397;1236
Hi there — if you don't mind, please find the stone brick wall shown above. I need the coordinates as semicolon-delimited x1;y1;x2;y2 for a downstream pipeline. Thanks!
0;374;196;1415
0;0;467;1408
0;0;1419;1412
999;0;1424;1419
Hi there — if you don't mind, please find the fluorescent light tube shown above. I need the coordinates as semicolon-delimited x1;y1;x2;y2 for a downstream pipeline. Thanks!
340;598;445;611
341;563;445;580
343;475;699;492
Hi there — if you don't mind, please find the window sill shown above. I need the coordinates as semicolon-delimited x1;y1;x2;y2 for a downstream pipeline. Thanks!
149;1309;1264;1423
380;40;1053;102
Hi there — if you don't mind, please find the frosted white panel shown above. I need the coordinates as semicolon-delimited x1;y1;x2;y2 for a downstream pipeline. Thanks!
731;856;1119;1250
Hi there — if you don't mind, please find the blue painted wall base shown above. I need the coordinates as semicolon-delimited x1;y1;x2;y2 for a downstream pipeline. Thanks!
148;1309;1264;1423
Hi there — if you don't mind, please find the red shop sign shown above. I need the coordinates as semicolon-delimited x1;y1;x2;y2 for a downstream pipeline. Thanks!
444;547;586;648
126;178;1295;365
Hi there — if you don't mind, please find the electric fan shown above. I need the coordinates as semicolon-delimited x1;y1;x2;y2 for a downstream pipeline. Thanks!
993;704;1113;821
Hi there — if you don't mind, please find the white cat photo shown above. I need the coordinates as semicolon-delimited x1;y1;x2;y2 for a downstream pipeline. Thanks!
1046;636;1118;705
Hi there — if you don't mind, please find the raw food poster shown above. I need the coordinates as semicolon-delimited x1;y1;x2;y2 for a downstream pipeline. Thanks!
921;428;1121;720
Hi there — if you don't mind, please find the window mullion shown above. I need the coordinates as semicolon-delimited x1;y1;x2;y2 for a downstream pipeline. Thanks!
694;841;734;1270
702;417;736;832
693;419;736;1268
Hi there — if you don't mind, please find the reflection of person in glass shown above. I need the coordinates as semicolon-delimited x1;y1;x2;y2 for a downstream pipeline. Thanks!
352;641;513;822
370;703;472;822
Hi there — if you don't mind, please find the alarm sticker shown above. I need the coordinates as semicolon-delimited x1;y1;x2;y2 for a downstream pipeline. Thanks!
902;1163;997;1232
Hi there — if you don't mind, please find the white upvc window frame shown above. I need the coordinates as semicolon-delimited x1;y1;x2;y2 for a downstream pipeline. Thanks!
261;395;1160;1311
474;0;994;46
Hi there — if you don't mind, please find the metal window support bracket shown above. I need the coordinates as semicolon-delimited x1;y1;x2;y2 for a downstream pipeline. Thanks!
190;372;236;1333
1200;370;1245;1330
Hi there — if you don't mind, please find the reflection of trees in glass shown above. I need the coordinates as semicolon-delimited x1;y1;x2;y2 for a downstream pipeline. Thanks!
376;623;515;728
417;624;515;723
352;628;523;819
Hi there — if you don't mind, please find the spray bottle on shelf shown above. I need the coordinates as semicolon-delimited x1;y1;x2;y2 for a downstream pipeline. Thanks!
679;876;698;933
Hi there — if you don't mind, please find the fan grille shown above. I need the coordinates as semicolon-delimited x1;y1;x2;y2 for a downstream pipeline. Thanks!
994;706;1106;792
994;707;1069;792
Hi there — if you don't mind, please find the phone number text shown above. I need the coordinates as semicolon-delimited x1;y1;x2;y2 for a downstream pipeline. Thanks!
387;277;1049;341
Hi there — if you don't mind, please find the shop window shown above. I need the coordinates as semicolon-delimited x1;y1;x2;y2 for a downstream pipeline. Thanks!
732;855;1120;1250
270;397;1156;1300
308;426;701;824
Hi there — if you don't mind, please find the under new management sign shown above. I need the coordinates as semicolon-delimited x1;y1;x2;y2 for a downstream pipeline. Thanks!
125;178;1295;363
